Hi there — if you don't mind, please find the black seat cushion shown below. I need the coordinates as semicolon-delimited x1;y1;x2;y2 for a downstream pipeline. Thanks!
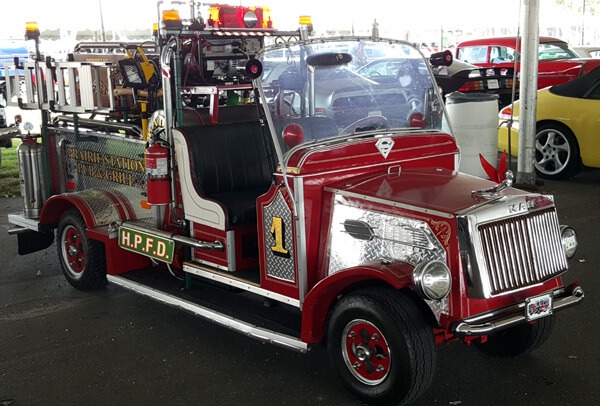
179;121;275;226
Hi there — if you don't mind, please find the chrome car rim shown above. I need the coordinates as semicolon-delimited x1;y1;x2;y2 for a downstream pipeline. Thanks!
535;128;571;175
341;319;391;385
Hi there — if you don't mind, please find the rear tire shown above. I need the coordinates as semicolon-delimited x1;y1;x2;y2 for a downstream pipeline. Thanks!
326;288;436;406
534;123;580;179
57;209;107;290
476;316;555;358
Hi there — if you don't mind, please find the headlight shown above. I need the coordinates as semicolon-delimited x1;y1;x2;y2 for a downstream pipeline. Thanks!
560;225;577;260
243;10;258;28
413;260;451;300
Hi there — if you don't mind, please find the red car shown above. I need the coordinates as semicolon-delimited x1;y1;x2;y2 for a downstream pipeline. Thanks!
455;36;600;99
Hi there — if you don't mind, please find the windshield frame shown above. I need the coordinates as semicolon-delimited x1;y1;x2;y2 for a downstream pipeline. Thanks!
256;37;452;166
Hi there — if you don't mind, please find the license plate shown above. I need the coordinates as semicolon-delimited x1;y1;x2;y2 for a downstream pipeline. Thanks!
487;79;500;89
525;293;553;321
118;226;175;263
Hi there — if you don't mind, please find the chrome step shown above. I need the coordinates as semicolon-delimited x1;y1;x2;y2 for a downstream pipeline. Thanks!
107;274;308;353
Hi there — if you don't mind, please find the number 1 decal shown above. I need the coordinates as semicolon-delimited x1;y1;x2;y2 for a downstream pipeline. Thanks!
270;216;290;257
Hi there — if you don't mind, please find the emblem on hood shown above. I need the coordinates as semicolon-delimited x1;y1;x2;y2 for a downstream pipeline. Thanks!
375;137;394;159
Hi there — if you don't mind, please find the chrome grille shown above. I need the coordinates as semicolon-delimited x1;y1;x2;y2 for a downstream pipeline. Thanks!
478;208;567;296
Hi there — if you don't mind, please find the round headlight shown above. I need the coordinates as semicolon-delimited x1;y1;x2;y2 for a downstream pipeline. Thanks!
243;10;258;28
413;261;451;300
560;225;578;260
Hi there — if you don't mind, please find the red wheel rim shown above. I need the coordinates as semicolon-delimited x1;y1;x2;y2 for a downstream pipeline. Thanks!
61;224;86;277
341;319;391;385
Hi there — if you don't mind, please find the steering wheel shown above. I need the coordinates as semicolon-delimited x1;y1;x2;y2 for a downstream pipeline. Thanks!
406;96;423;112
339;115;389;136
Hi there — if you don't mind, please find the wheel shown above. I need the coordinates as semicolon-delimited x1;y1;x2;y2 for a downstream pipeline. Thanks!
534;123;580;179
326;288;436;406
57;209;107;290
476;316;555;358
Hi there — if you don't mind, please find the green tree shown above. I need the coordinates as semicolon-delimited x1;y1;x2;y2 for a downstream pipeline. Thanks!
555;0;600;15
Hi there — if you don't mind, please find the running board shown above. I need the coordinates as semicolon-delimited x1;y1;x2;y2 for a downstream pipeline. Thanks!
107;274;308;353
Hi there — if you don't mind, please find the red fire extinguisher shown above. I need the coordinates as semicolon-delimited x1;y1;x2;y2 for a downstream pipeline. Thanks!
145;140;170;205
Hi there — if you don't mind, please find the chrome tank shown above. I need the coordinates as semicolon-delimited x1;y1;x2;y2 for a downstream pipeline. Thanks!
17;137;48;218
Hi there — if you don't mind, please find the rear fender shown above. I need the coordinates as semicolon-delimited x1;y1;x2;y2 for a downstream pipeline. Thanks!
300;261;415;343
40;189;134;229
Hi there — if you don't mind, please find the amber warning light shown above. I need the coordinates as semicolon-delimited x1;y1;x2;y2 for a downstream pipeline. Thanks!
162;9;183;29
25;21;40;40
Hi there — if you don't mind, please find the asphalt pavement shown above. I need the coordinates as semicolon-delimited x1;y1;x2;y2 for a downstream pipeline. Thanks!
0;169;599;406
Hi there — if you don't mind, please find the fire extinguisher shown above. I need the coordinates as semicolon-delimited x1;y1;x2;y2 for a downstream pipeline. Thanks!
145;138;170;206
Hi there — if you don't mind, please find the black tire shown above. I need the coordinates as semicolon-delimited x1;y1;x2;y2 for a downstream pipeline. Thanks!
534;123;580;180
57;209;107;290
476;316;555;358
326;288;436;406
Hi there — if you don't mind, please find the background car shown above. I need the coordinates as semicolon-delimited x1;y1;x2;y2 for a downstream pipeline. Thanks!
356;57;516;106
456;37;600;95
498;66;600;179
572;46;600;58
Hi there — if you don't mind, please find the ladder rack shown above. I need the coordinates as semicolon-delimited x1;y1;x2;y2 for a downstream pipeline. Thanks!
4;61;116;113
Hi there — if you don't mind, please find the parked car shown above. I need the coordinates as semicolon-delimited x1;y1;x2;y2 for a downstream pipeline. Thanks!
356;57;515;105
0;41;29;80
498;66;600;179
572;45;600;58
456;36;600;92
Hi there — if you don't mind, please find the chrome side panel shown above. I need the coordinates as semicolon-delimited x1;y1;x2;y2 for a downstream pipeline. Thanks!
327;193;446;275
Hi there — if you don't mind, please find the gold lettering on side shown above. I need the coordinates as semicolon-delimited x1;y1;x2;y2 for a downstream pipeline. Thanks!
66;146;144;187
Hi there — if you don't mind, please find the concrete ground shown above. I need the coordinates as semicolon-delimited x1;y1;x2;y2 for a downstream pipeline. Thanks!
0;169;599;406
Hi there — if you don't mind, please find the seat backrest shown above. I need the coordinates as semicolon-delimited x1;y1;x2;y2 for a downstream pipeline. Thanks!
179;121;275;196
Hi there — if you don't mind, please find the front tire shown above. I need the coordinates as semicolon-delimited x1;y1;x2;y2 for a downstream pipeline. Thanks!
476;316;555;358
326;288;436;406
57;209;107;290
534;123;580;179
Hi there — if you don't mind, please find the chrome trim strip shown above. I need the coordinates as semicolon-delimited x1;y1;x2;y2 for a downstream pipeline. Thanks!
183;264;301;308
226;230;236;271
294;177;308;308
453;286;584;336
331;189;454;219
107;274;307;352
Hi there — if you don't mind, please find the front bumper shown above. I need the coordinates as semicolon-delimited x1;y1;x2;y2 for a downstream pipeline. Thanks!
452;284;584;336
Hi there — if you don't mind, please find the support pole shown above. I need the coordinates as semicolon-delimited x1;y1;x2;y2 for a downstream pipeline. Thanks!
517;0;540;186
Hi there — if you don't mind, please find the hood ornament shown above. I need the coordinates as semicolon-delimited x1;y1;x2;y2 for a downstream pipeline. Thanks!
471;170;513;199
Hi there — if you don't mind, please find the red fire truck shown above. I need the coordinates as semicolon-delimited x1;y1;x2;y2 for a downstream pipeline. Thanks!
5;3;584;405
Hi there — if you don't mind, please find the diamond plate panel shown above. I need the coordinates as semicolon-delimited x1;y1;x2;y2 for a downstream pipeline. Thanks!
49;128;153;225
328;196;446;275
263;191;296;282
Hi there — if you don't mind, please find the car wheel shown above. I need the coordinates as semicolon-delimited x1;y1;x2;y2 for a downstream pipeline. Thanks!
326;288;436;406
534;123;580;180
57;209;107;290
476;316;555;358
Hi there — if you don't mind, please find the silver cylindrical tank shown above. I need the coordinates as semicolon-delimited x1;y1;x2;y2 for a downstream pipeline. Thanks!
17;137;48;218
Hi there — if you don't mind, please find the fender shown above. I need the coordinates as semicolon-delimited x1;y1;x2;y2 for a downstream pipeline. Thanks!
300;261;415;344
39;188;134;229
40;189;151;275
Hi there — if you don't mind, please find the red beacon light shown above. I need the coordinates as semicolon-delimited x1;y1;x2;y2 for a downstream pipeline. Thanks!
283;123;304;148
208;5;272;29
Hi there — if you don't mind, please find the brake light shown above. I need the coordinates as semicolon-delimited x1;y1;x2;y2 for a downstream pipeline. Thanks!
208;5;272;29
499;106;513;120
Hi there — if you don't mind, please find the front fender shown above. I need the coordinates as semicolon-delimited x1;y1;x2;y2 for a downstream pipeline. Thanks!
39;189;133;229
301;261;414;344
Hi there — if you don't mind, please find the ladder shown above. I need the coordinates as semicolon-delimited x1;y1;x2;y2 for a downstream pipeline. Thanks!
4;61;116;113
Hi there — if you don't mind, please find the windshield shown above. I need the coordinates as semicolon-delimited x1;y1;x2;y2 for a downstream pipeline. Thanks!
258;39;449;154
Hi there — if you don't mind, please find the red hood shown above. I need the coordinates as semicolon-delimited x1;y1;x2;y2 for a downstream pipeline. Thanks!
327;167;527;215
